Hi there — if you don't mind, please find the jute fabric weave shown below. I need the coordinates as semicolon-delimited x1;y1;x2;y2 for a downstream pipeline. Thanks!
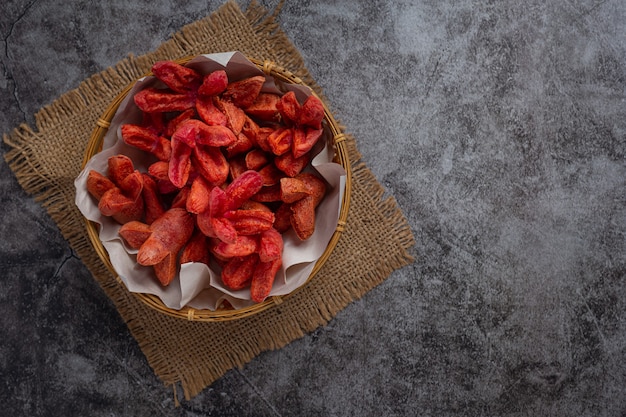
3;0;415;400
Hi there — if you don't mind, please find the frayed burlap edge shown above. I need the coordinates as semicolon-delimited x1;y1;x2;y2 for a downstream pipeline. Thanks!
3;0;415;402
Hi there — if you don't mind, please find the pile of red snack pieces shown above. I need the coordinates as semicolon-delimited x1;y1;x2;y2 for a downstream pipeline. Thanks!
86;60;327;304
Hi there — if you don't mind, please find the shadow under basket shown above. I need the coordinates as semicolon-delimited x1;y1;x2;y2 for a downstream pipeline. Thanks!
81;56;352;322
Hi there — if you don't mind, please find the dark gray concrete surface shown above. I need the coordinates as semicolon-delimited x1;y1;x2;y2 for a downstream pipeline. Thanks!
2;0;626;416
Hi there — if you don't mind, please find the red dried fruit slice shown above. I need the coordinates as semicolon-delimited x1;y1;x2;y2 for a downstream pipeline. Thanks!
274;151;312;177
258;227;283;262
198;70;228;97
221;254;259;290
211;216;237;245
267;127;292;156
215;97;246;135
251;184;282;203
244;93;281;121
86;170;115;201
180;229;211;265
168;137;193;188
174;119;237;148
226;132;255;158
134;87;196;113
98;187;145;225
245;148;270;171
121;124;171;161
292;127;323;159
153;252;178;286
273;202;292;233
280;177;310;203
170;186;191;209
165;108;197;137
151;60;202;94
141;173;166;224
250;258;282;303
298;94;325;129
258;163;284;186
289;173;327;240
107;155;135;187
223;75;265;108
276;91;300;125
209;186;230;218
224;170;264;211
223;209;275;235
186;175;212;214
137;208;194;266
119;220;151;249
196;95;228;127
192;145;230;186
211;234;259;258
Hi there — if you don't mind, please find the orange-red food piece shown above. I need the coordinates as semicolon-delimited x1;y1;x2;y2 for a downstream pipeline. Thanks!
119;220;151;249
98;187;145;225
168;137;193;188
245;149;270;171
215;97;246;135
196;95;228;126
223;75;265;108
165;108;197;137
273;202;292;233
221;254;258;290
198;70;228;97
292;127;323;159
298;95;325;129
258;163;284;186
211;216;238;245
153;252;178;287
251;184;282;203
180;229;210;265
141;173;166;224
276;91;300;125
121;124;171;161
173;119;237;148
223;209;275;235
226;132;255;158
250;257;282;303
134;87;196;113
107;155;135;187
289;173;327;240
274;151;311;177
255;126;275;153
211;234;259;259
186;175;212;214
192;145;229;186
267;127;292;156
86;170;115;201
136;208;194;267
244;93;281;121
170;186;190;209
258;227;283;263
224;170;264;211
280;177;310;203
151;60;202;94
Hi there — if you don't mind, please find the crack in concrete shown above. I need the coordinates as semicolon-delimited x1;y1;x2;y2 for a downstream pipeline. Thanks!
235;368;284;417
50;249;79;281
3;0;40;122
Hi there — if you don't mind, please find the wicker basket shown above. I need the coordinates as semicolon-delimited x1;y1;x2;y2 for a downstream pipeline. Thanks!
82;55;351;322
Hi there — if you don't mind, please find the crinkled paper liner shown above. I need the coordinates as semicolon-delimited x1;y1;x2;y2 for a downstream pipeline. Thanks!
74;52;347;311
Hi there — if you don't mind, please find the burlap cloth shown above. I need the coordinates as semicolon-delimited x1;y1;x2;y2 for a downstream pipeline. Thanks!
3;0;415;401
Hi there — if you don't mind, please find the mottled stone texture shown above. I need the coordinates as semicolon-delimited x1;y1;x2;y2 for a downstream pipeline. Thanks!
1;0;625;416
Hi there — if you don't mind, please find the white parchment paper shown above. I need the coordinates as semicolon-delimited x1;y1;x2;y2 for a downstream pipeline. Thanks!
74;52;346;310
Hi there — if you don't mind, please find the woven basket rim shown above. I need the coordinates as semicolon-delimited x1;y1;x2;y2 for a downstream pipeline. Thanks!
82;53;352;322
